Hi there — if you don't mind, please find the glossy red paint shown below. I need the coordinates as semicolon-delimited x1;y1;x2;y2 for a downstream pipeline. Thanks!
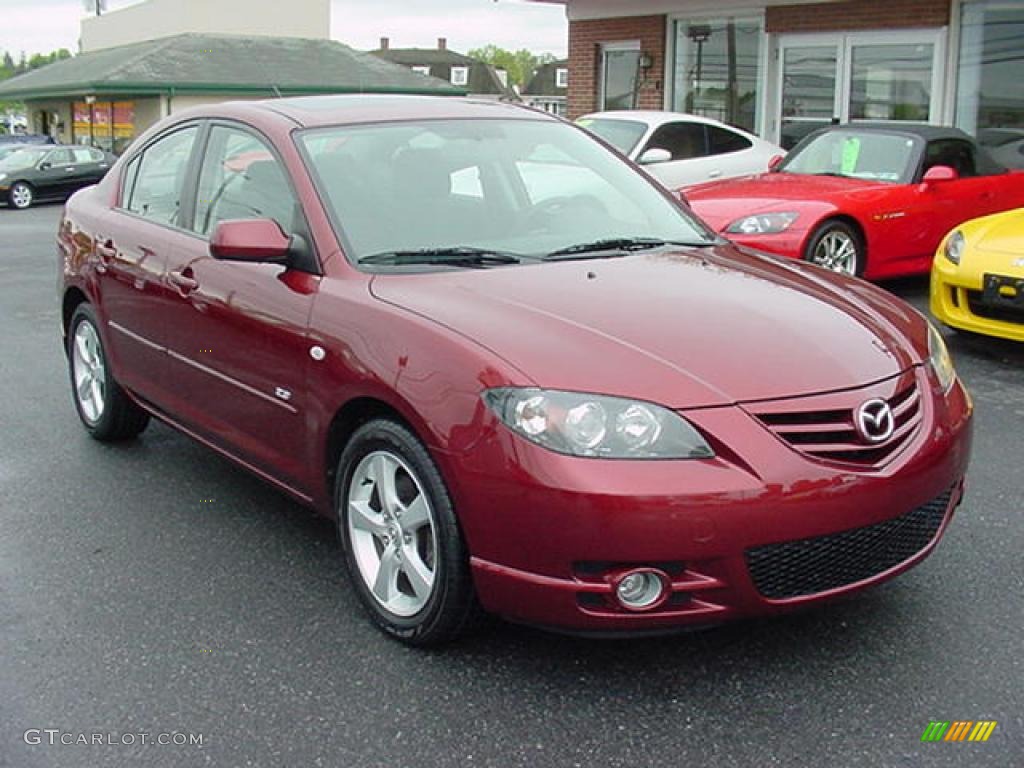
685;128;1024;281
58;96;973;635
209;218;291;261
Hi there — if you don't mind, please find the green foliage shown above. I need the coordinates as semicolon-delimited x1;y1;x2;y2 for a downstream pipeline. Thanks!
467;45;558;88
0;47;73;122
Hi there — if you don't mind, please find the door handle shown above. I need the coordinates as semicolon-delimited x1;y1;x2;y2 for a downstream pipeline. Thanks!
168;268;199;296
708;169;722;178
96;238;116;264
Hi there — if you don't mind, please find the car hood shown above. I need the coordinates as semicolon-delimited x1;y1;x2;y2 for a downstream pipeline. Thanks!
975;208;1024;256
369;246;921;408
686;172;891;231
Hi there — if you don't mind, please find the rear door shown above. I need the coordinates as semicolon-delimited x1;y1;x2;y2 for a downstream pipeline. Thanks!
159;122;320;493
97;124;202;407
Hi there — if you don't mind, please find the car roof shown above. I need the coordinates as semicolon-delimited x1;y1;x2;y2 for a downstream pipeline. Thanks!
579;110;738;130
811;122;978;144
177;94;558;129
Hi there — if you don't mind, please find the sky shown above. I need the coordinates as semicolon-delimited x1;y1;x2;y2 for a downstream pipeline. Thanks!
0;0;568;60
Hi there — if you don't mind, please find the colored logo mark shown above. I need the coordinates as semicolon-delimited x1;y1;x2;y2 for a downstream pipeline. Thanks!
921;721;997;742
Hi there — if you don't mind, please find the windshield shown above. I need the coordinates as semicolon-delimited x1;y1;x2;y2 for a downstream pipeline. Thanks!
299;118;712;266
575;117;648;156
780;130;919;183
0;147;47;171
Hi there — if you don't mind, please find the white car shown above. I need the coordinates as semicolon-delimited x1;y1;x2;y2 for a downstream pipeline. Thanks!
577;111;783;190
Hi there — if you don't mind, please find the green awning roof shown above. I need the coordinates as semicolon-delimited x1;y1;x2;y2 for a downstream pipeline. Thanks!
0;33;467;100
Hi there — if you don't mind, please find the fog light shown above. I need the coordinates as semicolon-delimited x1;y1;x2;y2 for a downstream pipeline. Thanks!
614;569;667;610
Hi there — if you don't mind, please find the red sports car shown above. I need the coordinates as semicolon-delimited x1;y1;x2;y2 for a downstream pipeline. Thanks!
685;124;1024;280
59;97;972;645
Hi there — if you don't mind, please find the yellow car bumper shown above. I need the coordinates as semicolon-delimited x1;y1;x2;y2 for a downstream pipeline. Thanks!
931;251;1024;342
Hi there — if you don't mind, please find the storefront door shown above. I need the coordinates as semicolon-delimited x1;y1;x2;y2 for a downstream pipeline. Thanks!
776;31;944;149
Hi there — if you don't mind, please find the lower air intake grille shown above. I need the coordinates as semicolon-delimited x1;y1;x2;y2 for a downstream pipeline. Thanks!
746;489;952;600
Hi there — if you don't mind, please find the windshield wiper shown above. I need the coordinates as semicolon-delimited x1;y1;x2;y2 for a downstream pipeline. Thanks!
358;247;524;267
544;237;711;260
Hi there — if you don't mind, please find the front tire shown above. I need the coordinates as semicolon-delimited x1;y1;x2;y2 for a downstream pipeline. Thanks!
336;418;476;646
67;304;150;441
8;181;33;210
803;219;864;277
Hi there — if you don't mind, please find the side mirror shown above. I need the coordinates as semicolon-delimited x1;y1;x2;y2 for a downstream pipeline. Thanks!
209;219;291;263
638;147;672;166
767;154;784;172
921;165;958;185
38;161;52;170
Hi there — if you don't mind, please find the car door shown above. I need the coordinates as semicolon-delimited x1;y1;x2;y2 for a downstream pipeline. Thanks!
97;124;202;408
639;121;714;188
159;122;320;493
70;147;110;187
35;148;75;197
916;139;1003;248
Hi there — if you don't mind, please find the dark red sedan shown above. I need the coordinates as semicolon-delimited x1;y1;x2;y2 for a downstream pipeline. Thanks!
58;96;972;645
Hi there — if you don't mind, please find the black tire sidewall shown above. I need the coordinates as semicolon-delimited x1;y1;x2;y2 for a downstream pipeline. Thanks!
335;419;472;645
804;219;864;277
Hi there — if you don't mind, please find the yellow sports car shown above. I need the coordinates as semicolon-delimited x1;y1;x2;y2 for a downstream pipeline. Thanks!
931;208;1024;341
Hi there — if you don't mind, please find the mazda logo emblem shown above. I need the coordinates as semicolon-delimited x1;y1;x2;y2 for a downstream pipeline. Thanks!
855;399;895;444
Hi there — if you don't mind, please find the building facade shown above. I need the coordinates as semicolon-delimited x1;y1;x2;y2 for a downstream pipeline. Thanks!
533;0;1024;147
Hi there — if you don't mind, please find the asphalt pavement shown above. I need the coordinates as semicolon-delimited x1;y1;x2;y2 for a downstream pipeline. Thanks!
1;203;1021;768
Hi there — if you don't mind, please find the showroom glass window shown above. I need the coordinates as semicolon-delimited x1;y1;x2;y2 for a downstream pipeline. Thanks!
671;17;763;133
956;0;1024;136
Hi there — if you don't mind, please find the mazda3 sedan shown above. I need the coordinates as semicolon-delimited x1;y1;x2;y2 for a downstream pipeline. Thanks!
58;96;973;645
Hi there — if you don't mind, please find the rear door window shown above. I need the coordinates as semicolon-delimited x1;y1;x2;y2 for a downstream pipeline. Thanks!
124;126;199;226
641;122;708;161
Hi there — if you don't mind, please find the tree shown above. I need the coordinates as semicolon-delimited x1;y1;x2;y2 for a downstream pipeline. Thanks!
0;48;74;129
468;45;558;89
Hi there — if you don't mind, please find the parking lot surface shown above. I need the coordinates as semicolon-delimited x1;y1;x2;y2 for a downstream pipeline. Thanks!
2;203;1021;767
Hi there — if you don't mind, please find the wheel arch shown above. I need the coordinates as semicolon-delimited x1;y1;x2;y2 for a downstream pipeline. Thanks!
61;286;90;348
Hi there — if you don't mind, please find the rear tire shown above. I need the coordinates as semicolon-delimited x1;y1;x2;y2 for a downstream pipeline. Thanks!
8;181;33;210
67;303;150;441
336;418;476;646
803;219;864;277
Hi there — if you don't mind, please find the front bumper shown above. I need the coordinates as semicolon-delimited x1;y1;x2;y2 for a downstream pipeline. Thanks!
441;368;973;633
931;256;1024;342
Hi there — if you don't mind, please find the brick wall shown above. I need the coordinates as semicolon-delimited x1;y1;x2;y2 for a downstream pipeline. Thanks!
766;0;950;33
567;15;667;119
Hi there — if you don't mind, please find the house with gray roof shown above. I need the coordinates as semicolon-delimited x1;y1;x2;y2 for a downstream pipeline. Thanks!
0;33;464;153
522;60;569;117
372;38;519;103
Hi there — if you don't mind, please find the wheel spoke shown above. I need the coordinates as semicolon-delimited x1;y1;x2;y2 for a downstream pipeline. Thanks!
399;494;430;530
401;545;434;601
348;499;387;537
77;374;93;402
75;332;92;366
370;454;400;516
372;546;401;603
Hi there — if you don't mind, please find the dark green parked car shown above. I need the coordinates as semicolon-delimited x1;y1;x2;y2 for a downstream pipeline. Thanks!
0;145;116;209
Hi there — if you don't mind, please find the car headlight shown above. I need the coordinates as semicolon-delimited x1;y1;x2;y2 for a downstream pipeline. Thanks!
927;322;956;393
0;173;7;183
944;229;965;265
726;212;799;235
483;388;715;459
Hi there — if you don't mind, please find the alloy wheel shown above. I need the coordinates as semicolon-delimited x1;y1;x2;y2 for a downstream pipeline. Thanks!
72;320;106;425
10;183;32;209
346;450;438;617
811;229;858;275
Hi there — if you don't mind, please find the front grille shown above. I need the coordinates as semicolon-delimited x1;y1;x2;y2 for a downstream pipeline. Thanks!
750;375;922;467
967;291;1024;325
746;489;952;600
